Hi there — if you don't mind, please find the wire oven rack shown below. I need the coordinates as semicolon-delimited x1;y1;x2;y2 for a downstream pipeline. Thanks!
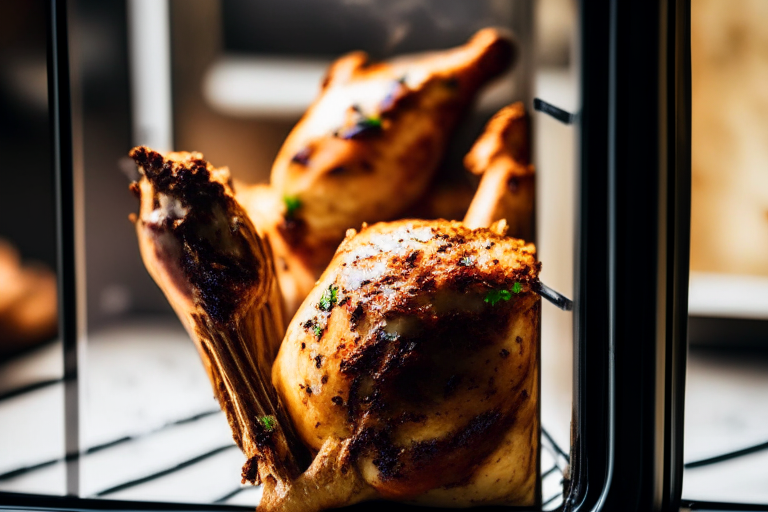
0;325;569;509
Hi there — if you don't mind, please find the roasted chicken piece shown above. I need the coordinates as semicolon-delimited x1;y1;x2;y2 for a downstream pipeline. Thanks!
235;183;317;322
129;147;309;496
463;102;534;240
237;28;516;317
273;218;540;508
130;146;540;510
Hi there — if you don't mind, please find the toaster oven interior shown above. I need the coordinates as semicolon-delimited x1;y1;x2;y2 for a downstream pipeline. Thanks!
2;1;768;511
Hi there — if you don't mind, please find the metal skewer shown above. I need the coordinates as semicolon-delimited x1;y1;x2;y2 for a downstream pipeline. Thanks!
533;97;576;125
536;281;574;311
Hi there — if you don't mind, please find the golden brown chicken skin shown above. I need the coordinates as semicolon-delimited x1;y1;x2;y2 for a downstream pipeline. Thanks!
463;102;534;241
235;183;318;319
273;219;540;507
264;28;515;279
129;146;541;511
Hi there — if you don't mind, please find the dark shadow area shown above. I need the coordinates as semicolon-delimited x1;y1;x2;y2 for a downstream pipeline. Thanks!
0;0;55;268
689;316;768;349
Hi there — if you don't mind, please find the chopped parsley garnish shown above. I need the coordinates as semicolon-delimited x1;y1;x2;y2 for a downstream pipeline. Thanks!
283;195;302;218
459;256;474;266
319;285;338;312
313;324;323;338
259;416;276;431
359;116;382;129
484;283;523;306
484;289;512;306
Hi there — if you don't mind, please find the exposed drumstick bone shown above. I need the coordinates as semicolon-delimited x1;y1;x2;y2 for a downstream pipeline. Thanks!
129;147;378;512
129;147;309;496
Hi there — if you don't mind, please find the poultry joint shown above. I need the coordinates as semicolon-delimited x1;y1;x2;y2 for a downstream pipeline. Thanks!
128;29;545;512
236;28;516;319
129;148;539;511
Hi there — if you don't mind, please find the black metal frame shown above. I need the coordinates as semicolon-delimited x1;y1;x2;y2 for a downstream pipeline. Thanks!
567;0;690;511
48;0;83;498
5;0;765;511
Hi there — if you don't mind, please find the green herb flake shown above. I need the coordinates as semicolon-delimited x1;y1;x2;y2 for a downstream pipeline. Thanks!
342;105;384;139
484;282;523;306
319;285;338;312
351;105;381;126
484;289;512;306
360;116;382;129
459;256;474;267
259;415;276;432
283;195;302;218
313;324;323;339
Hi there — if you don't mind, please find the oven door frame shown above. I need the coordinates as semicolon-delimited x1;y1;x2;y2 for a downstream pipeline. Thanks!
567;0;690;511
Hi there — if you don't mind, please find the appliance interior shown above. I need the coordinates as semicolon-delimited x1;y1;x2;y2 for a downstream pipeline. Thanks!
0;0;579;510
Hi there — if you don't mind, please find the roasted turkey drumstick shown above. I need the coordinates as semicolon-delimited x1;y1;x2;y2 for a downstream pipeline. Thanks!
127;29;544;512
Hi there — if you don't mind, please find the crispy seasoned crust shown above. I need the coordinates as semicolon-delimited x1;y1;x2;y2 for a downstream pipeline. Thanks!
273;219;539;506
129;147;234;205
130;146;269;325
268;29;516;276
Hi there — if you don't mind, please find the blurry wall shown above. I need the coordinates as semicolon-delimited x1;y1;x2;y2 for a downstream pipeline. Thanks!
169;0;529;187
691;0;768;277
0;0;55;269
73;0;175;328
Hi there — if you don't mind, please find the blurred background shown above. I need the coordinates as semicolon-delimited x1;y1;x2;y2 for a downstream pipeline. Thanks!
0;0;766;508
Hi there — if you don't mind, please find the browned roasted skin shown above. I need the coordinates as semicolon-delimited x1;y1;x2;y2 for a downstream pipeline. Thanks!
235;184;317;321
273;219;540;507
264;28;516;284
130;147;540;511
128;147;308;497
463;102;535;240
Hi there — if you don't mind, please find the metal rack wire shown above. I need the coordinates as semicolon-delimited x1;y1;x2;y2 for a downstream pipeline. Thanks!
0;371;574;508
